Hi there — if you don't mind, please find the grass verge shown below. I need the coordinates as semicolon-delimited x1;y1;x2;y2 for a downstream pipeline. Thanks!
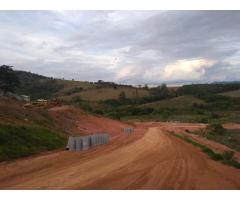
0;124;66;162
170;131;240;169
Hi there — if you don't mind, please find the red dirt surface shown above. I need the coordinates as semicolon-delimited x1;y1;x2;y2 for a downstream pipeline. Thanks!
152;122;240;162
0;118;239;189
49;106;134;140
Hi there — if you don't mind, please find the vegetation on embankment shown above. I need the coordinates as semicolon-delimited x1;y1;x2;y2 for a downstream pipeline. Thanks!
205;129;240;152
220;89;240;98
0;124;65;162
0;97;67;162
170;131;240;169
186;121;240;152
0;97;54;127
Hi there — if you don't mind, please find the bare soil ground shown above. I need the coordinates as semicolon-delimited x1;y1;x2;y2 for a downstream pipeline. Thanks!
0;120;239;189
151;122;240;161
49;106;133;139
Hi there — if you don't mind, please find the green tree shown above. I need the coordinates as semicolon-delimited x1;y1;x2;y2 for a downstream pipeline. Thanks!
0;65;20;94
151;83;169;98
143;84;149;90
159;84;169;96
206;120;226;135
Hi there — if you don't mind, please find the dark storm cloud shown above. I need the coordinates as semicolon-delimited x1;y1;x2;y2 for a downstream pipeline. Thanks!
0;10;240;84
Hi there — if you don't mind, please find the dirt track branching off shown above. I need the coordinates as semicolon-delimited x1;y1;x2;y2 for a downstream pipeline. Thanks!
170;131;240;169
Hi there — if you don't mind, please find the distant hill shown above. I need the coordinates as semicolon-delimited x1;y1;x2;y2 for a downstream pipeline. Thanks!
212;81;240;84
140;95;205;109
6;67;240;123
13;70;150;102
15;70;63;100
220;89;240;98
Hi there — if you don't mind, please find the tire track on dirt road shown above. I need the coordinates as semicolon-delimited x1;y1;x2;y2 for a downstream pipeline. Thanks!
78;127;240;189
0;126;240;189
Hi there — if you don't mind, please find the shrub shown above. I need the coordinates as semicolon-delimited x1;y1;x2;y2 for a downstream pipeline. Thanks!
94;110;104;115
210;153;223;161
206;120;226;135
223;160;240;169
106;112;120;120
201;118;208;123
71;96;82;103
222;151;234;161
65;87;83;95
79;102;92;112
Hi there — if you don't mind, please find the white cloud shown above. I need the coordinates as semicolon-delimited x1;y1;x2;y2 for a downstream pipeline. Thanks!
1;11;240;84
115;66;136;80
163;59;216;80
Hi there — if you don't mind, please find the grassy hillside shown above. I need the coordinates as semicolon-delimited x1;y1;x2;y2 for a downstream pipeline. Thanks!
118;95;207;122
206;129;240;152
104;93;240;123
54;79;96;96
0;97;67;161
189;122;240;153
220;89;240;98
4;68;240;124
140;95;204;109
0;97;54;127
0;124;65;161
15;71;63;100
14;70;150;103
58;85;149;102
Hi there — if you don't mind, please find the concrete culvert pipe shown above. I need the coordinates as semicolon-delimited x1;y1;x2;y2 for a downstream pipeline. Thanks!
81;136;90;150
75;137;82;151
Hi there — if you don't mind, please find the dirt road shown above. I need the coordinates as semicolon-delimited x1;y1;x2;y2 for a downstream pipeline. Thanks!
0;125;239;189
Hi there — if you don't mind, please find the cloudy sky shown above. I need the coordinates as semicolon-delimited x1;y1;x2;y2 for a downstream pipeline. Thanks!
1;10;240;85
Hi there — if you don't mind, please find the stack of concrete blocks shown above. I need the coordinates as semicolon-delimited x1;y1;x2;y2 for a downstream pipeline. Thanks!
123;127;134;135
66;133;109;151
66;136;76;151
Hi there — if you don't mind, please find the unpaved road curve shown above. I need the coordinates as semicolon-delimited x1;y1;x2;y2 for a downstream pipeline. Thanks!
0;127;240;189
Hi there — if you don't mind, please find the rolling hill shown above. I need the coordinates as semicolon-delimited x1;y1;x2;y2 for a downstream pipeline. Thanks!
220;89;240;98
3;68;240;124
140;95;205;109
14;70;150;102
